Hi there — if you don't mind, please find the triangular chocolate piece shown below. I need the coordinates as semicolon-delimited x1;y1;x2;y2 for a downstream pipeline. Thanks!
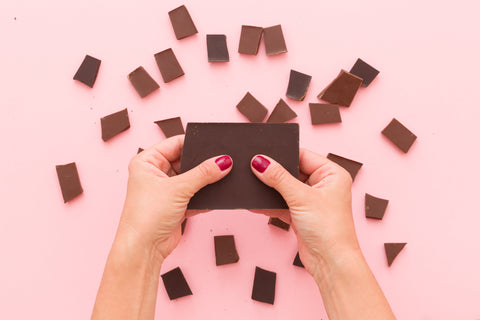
384;243;406;267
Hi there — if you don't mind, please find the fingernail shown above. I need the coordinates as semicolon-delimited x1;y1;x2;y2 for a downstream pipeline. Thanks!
252;155;270;173
215;155;232;171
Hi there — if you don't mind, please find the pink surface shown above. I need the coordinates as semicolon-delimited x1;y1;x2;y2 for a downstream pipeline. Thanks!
1;0;480;319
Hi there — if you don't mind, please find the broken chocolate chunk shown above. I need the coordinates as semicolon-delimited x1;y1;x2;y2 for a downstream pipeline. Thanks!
286;70;311;101
168;5;198;40
381;118;417;153
326;153;362;181
154;117;185;138
73;55;101;88
161;267;192;300
309;103;342;125
154;48;184;83
56;162;83;203
251;266;276;304
317;70;363;107
236;92;268;122
101;108;130;141
263;25;287;55
128;67;159;98
214;235;239;266
238;25;263;55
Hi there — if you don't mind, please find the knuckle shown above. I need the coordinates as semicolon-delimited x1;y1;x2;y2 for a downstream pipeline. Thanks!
196;161;215;180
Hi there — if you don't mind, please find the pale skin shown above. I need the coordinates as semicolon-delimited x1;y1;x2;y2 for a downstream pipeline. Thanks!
91;135;396;320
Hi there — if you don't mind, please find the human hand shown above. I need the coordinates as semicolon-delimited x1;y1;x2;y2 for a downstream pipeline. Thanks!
250;149;361;279
117;135;232;265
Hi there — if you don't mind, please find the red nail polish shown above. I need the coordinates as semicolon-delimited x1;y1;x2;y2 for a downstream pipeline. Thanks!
215;155;232;171
252;155;270;173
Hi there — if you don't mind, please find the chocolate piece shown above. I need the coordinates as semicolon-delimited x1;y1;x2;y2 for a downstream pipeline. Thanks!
207;34;229;62
168;5;198;40
73;55;101;88
161;267;192;300
350;58;379;87
181;219;187;235
263;25;287;55
181;123;299;209
154;117;185;138
266;99;297;123
268;217;290;231
238;25;263;55
317;70;363;107
236;92;268;122
293;252;304;268
286;70;311;101
365;193;389;220
381;118;417;153
56;162;83;203
384;243;406;267
327;153;362;181
127;66;159;98
309;103;342;124
214;235;239;266
251;267;276;304
154;48;184;83
137;148;144;154
101;108;130;141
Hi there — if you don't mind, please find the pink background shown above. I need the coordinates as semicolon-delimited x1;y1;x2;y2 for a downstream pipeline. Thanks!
1;0;480;318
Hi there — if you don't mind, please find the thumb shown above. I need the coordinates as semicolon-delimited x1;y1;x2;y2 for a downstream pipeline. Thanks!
250;154;306;204
174;155;233;197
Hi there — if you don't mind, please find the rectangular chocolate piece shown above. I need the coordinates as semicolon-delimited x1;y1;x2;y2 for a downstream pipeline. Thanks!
238;25;263;55
268;217;290;231
214;235;239;266
101;108;130;141
236;92;268;122
309;103;342;124
327;153;362;182
286;70;311;101
365;193;389;220
266;99;297;123
128;66;159;98
155;117;185;138
317;70;363;107
161;267;192;300
168;5;198;40
263;25;287;55
350;58;379;87
207;34;229;62
293;252;304;268
251;266;276;304
73;55;101;88
181;123;299;209
154;48;184;83
56;162;83;203
381;118;417;153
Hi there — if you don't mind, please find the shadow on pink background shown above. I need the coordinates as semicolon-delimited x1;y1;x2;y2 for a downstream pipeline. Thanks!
1;0;479;319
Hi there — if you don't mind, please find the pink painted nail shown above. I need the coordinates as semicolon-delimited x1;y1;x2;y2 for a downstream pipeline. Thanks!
215;155;232;171
252;155;270;173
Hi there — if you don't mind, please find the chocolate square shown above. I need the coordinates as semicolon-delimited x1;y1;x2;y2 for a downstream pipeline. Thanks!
286;70;311;101
293;252;304;268
309;103;342;125
207;34;229;62
349;58;379;87
168;5;198;40
101;108;130;141
317;70;363;107
381;118;417;153
161;267;192;300
268;217;290;231
154;48;184;83
238;25;263;55
326;153;362;182
127;66;159;98
180;123;299;209
73;55;101;88
251;267;276;304
365;193;389;220
56;162;83;203
266;99;297;123
263;25;287;55
154;117;185;138
384;243;406;267
214;235;239;266
236;92;268;122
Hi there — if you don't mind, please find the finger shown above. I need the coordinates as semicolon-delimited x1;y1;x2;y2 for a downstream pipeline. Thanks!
173;155;233;197
138;135;185;174
299;148;344;186
250;154;306;204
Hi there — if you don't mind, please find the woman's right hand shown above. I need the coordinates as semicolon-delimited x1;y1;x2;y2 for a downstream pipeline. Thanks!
250;148;361;279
